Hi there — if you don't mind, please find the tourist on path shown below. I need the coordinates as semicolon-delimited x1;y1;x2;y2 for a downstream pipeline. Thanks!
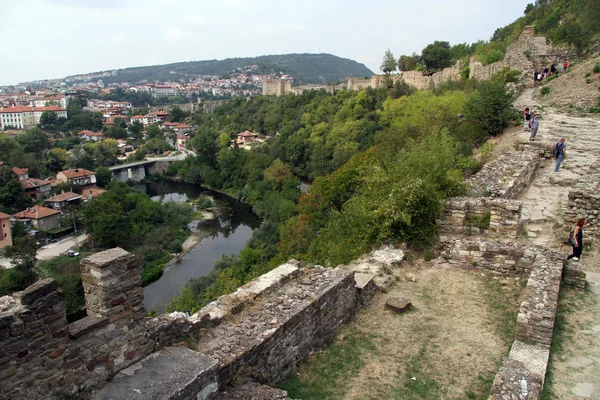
529;114;540;141
554;138;566;172
563;60;569;72
567;218;585;261
524;108;531;131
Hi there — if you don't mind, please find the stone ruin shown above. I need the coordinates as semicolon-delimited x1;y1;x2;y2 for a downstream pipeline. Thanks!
436;148;587;399
0;243;404;399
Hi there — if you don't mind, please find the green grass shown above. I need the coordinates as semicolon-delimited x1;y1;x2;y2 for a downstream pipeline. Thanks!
541;86;551;96
594;63;600;74
279;328;378;399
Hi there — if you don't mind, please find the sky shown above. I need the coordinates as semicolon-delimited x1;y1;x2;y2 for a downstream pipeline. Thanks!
0;0;531;85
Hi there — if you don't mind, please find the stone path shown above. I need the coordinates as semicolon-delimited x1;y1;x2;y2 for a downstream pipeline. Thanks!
514;88;600;399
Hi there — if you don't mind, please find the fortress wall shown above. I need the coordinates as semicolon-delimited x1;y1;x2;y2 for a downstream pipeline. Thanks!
467;150;540;199
0;249;154;400
566;185;600;239
438;197;523;239
1;248;381;399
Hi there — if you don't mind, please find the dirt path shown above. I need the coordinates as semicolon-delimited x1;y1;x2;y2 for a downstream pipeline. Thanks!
512;87;600;399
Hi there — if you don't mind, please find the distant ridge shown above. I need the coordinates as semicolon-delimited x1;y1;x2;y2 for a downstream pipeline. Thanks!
66;54;375;86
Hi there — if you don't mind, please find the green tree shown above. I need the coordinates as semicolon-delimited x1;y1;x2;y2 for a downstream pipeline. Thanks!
84;195;130;248
397;55;417;71
39;111;58;127
380;49;397;74
168;105;188;122
465;80;514;136
95;166;112;188
421;41;453;71
16;128;50;155
129;121;144;139
5;236;38;270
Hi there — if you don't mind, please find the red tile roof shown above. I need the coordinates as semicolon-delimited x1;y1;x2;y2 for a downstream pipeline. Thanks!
85;187;106;199
0;212;11;219
77;130;103;137
12;205;60;219
237;130;257;137
20;178;51;189
59;168;95;179
45;192;82;202
12;167;28;175
0;105;66;113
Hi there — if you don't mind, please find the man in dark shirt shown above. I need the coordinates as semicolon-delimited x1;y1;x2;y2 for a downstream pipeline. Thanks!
554;138;566;172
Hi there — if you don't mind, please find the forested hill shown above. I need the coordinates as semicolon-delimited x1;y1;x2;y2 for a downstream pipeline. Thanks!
68;54;374;85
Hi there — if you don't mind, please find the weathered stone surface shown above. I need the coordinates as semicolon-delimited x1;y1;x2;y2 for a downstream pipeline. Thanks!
215;381;291;400
20;279;58;307
467;150;539;200
566;187;600;239
563;260;586;290
489;358;543;400
68;315;109;339
386;298;412;313
94;347;219;400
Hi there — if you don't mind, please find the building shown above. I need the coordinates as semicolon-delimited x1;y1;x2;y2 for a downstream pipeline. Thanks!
236;130;258;144
56;169;96;187
0;212;13;249
12;167;29;180
44;191;82;210
176;134;188;151
0;105;68;130
77;130;104;141
145;84;178;97
83;187;106;201
31;95;69;108
20;178;52;200
11;206;61;231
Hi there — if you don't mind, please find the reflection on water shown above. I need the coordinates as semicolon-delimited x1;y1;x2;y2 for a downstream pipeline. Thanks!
140;181;260;313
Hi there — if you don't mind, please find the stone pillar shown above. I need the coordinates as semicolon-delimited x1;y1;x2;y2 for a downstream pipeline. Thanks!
80;248;145;325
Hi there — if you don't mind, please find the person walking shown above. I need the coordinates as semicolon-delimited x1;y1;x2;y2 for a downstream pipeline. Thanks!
554;138;566;172
567;218;585;261
529;114;540;141
524;108;531;132
563;60;569;72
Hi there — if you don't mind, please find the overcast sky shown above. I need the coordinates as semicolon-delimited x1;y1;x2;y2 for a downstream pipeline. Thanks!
0;0;530;85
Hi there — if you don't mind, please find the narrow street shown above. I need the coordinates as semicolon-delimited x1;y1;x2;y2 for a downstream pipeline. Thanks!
0;233;87;268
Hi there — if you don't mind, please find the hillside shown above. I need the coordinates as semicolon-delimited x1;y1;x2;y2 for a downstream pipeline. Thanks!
66;54;374;86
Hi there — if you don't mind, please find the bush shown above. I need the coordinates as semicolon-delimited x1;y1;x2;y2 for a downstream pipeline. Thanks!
594;64;600;73
465;80;515;136
541;86;551;96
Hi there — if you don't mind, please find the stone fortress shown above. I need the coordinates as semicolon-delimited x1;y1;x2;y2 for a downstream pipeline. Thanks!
2;26;597;400
264;26;561;96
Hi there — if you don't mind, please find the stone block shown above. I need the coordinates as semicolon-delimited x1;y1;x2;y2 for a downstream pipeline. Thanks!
68;315;109;339
386;298;412;313
94;347;219;400
20;279;59;307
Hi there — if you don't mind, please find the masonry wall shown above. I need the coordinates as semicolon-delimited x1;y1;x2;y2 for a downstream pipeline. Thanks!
467;150;539;199
0;249;154;400
438;197;522;239
566;186;600;239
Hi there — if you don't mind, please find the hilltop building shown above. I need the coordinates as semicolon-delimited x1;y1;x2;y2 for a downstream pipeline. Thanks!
145;84;178;97
56;168;96;187
11;205;61;231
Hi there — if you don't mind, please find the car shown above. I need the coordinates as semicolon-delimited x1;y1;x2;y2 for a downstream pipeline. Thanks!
66;250;80;257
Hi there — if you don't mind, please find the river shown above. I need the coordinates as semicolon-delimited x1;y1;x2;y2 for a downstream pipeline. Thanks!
139;181;260;313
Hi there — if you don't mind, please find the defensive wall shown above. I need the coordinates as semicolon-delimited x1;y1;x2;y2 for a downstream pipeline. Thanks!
0;245;403;399
266;26;559;96
436;147;587;399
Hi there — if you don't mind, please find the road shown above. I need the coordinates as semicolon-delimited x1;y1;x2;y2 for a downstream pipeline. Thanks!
0;233;88;269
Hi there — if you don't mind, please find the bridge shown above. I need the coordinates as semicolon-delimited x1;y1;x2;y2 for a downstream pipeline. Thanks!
109;159;174;182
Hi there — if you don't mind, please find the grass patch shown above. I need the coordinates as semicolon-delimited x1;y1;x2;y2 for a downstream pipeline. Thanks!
541;86;551;96
279;328;378;399
594;63;600;74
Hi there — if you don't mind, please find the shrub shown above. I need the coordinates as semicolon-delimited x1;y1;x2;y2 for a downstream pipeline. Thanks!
541;86;551;96
594;64;600;73
586;78;594;84
465;80;515;136
586;72;592;77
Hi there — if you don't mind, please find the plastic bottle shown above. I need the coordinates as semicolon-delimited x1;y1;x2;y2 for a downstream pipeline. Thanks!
520;377;528;397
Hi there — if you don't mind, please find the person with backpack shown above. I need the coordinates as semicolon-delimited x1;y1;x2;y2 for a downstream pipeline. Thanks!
553;138;566;172
567;218;585;261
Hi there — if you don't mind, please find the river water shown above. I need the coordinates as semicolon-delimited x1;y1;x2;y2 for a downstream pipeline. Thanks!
140;181;260;313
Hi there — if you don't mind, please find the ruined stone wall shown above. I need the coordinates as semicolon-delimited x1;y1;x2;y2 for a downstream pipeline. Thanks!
467;150;539;199
441;239;535;275
1;248;385;399
438;197;522;239
347;77;374;91
566;184;600;239
262;79;292;96
0;249;154;400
